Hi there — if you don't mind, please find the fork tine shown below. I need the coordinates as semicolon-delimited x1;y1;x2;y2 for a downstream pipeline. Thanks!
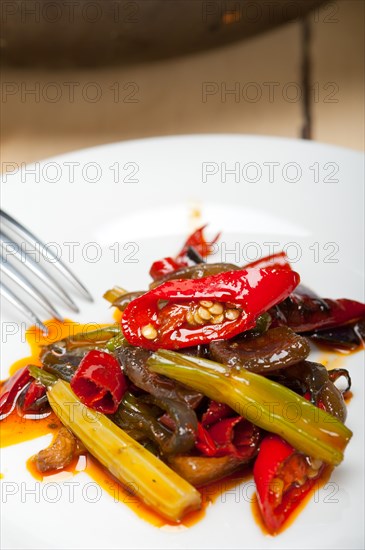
1;256;64;321
0;231;79;313
1;282;48;334
0;209;93;302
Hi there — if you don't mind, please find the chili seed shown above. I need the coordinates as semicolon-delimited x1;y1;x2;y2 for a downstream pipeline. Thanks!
268;477;284;505
225;309;240;321
141;324;158;340
308;457;323;470
200;300;213;308
186;311;196;325
209;302;224;315
212;313;224;324
193;311;205;325
198;306;212;320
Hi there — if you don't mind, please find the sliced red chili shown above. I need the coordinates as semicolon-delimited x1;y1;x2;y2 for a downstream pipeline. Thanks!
201;400;233;427
70;350;127;414
149;225;220;280
271;290;365;332
253;435;324;534
175;224;220;262
195;422;217;457
196;416;260;460
0;366;31;417
122;267;300;350
17;380;48;416
149;257;185;280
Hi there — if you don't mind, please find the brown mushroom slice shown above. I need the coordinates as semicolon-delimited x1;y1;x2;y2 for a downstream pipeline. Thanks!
168;455;245;487
209;327;310;374
35;427;84;473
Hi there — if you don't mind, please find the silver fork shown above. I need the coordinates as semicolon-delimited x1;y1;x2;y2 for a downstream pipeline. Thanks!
0;209;93;332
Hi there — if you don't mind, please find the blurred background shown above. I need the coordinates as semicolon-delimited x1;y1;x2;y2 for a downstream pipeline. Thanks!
1;0;364;166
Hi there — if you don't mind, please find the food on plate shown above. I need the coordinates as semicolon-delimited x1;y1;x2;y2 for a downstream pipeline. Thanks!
1;226;364;533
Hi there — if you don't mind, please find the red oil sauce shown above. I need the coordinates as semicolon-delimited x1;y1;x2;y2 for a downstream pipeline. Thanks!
26;447;252;528
1;411;62;448
251;466;333;536
344;390;353;404
317;340;364;372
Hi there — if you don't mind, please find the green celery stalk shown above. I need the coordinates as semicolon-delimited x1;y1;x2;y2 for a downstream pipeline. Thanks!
148;350;352;466
46;379;201;521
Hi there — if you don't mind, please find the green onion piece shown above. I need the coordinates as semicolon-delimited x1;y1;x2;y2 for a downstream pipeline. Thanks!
47;379;201;522
66;325;121;349
148;350;352;466
28;365;58;386
103;287;128;304
106;333;128;352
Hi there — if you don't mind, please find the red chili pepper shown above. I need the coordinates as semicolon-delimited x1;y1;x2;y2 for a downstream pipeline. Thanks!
244;251;291;271
70;350;127;414
149;226;220;280
201;400;233;427
122;267;300;350
195;423;217;457
175;224;220;262
18;380;48;415
149;257;185;280
0;367;31;417
196;417;260;459
253;435;324;534
272;290;365;332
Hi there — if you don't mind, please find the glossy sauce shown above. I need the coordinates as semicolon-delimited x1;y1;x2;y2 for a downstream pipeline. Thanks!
1;411;61;448
12;411;252;527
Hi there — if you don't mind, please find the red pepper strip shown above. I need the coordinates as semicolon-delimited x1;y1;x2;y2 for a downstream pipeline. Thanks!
209;417;260;459
253;435;323;534
70;350;127;414
196;423;217;456
272;291;365;332
176;224;220;262
196;417;260;459
149;226;220;280
122;267;300;350
20;380;47;415
0;367;31;417
201;400;233;427
150;257;185;280
243;251;291;271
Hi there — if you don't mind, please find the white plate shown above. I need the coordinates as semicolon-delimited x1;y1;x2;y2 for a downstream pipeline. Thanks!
1;135;364;550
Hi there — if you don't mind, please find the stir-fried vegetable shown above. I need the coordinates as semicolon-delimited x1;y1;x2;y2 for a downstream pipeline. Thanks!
148;350;352;465
253;435;325;534
209;327;310;374
122;267;300;350
0;367;31;418
2;226;363;535
149;225;220;281
117;346;203;407
112;392;198;456
271;361;349;422
271;289;365;333
168;455;244;487
70;350;127;414
30;370;201;522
